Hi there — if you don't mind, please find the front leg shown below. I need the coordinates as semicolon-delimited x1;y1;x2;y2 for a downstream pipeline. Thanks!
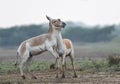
50;58;57;69
50;58;67;69
47;47;60;78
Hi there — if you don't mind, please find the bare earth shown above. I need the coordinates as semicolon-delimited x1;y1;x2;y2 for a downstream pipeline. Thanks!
0;71;120;83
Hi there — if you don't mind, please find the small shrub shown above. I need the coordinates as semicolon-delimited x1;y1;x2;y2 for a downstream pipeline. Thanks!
108;55;120;66
77;59;108;72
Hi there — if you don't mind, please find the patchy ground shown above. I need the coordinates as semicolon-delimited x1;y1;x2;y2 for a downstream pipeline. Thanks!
0;71;120;84
1;44;120;84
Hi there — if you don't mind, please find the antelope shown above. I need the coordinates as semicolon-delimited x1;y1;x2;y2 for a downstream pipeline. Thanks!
50;39;77;78
15;16;66;79
47;17;77;78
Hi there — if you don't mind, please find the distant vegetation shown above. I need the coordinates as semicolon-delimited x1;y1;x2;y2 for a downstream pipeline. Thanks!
0;22;118;47
63;24;115;43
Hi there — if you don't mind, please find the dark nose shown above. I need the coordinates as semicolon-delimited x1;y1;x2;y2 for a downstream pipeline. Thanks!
62;22;66;28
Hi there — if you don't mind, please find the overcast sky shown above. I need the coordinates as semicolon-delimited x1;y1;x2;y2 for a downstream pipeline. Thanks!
0;0;120;28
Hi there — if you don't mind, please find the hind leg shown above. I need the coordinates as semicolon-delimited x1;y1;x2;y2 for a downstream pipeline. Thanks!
64;58;67;70
25;56;37;79
19;50;31;79
61;55;66;78
19;56;29;79
70;55;77;78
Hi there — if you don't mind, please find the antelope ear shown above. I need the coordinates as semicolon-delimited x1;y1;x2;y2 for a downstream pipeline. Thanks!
46;15;52;21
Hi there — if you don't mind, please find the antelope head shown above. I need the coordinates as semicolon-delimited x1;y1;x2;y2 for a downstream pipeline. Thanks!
46;16;66;31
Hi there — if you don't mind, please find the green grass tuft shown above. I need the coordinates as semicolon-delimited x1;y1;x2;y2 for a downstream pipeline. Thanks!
0;59;120;74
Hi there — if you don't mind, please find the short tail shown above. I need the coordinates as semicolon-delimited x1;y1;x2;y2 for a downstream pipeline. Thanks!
15;52;19;68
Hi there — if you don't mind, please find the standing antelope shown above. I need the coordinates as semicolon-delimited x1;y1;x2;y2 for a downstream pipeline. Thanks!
47;17;77;78
50;39;77;78
16;16;66;79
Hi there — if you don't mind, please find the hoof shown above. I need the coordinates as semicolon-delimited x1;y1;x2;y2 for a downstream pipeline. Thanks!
56;75;58;78
21;75;26;79
61;74;65;78
73;74;78;78
50;64;55;69
31;76;37;79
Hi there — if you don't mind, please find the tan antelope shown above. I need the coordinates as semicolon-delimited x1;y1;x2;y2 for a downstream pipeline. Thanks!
50;39;77;77
47;18;77;78
50;39;77;78
16;16;66;79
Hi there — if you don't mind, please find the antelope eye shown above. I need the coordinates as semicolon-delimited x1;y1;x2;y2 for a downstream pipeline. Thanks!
53;21;57;23
58;19;61;21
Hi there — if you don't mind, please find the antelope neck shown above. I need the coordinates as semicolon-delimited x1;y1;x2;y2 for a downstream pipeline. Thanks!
48;26;64;51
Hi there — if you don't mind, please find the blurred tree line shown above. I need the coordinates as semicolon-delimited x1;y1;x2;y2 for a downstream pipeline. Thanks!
0;22;116;47
63;25;115;42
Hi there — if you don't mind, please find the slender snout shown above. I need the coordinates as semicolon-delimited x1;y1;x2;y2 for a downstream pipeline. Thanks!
62;22;66;28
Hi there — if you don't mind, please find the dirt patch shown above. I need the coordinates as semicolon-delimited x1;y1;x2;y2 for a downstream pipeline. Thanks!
0;71;120;83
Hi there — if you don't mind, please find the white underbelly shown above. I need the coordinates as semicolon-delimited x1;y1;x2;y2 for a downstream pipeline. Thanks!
26;39;57;56
29;44;46;55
